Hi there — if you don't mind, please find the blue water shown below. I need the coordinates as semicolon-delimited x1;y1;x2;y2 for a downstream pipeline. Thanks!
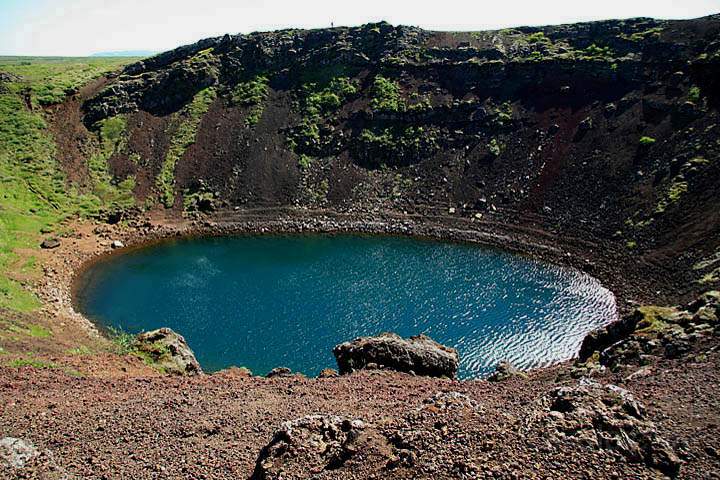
76;234;616;379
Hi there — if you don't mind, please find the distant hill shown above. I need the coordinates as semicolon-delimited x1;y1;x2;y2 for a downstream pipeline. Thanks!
91;50;157;57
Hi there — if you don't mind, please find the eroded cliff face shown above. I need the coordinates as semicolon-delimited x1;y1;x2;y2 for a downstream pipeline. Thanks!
66;17;720;287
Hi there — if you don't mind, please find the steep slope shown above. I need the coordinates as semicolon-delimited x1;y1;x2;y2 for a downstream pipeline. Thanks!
70;17;720;295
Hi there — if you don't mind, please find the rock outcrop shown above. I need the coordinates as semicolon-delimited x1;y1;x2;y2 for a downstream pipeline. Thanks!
578;291;719;371
251;415;391;479
134;328;202;376
333;333;459;378
544;379;681;477
487;360;526;382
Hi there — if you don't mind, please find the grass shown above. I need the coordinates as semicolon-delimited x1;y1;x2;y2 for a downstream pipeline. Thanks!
7;322;52;338
230;75;269;127
0;57;136;312
0;56;138;107
7;357;59;369
157;87;217;207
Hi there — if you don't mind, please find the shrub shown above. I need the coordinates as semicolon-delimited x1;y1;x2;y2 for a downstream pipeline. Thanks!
527;32;550;44
370;75;404;113
583;43;613;59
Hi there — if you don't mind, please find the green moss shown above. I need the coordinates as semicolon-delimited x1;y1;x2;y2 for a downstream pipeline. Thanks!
527;32;550;44
230;75;269;127
655;180;688;214
66;346;92;355
370;75;404;113
357;126;439;166
582;43;614;60
87;116;136;213
635;306;678;334
287;77;358;157
626;240;637;249
688;86;701;103
157;87;217;207
487;138;502;157
639;136;656;145
298;154;313;169
619;27;664;42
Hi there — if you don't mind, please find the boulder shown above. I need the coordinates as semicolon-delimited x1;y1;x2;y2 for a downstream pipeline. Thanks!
251;415;391;479
134;328;202;375
266;367;293;378
333;333;458;378
545;379;680;477
111;240;125;249
578;310;643;361
487;360;526;382
40;238;60;249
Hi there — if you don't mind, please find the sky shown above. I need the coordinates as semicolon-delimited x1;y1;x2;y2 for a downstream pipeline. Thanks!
0;0;718;56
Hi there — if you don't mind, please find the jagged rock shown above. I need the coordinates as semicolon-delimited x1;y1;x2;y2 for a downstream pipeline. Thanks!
487;360;526;382
251;415;391;479
40;238;60;249
134;328;202;375
266;367;293;378
579;310;642;361
0;437;38;468
333;333;459;378
545;380;680;477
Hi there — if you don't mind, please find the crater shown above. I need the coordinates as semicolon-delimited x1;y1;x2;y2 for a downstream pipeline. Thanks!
74;234;617;378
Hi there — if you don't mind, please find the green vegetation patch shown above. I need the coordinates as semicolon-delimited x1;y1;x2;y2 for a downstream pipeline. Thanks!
370;75;404;113
230;75;269;127
0;57;136;312
7;322;52;338
582;43;614;60
655;180;688;214
639;136;656;145
356;126;440;167
157;87;217;207
688;86;701;103
619;27;664;43
287;76;358;161
87;115;136;213
0;56;137;107
635;305;680;335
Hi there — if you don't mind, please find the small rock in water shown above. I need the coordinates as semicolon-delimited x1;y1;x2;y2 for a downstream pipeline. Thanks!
111;240;125;249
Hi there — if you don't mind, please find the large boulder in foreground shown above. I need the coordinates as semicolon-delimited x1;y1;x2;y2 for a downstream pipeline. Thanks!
251;415;391;479
134;328;202;376
333;333;458;378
